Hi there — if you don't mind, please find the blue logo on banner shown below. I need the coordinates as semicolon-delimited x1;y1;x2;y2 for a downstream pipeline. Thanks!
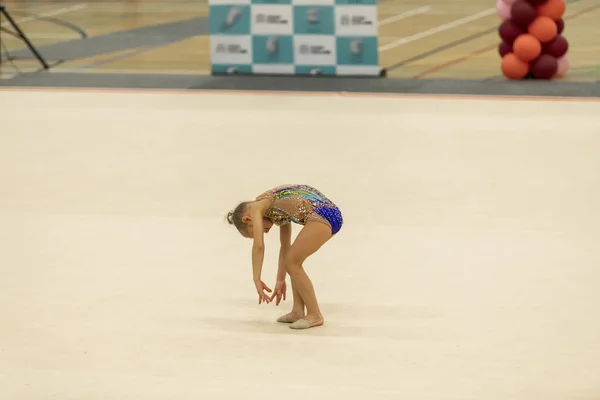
293;6;335;35
211;64;254;74
209;5;251;35
252;35;294;64
294;66;337;76
336;36;378;65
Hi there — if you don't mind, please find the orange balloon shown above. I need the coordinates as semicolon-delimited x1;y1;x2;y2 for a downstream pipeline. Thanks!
513;34;542;62
502;53;530;80
537;0;566;21
528;16;558;43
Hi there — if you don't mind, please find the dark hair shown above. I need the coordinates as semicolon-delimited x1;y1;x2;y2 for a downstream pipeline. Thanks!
226;201;250;234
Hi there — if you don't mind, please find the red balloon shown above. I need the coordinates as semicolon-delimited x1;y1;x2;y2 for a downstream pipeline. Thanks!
556;18;564;34
543;35;569;58
531;54;558;79
511;1;538;29
499;41;513;57
525;0;549;4
498;20;524;44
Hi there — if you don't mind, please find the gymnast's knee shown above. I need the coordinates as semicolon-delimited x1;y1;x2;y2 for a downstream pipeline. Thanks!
284;253;303;273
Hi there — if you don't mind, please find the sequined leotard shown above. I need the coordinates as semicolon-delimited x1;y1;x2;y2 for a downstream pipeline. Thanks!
255;184;344;234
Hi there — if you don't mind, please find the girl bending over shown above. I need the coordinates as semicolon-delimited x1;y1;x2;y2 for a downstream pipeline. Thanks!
226;184;343;330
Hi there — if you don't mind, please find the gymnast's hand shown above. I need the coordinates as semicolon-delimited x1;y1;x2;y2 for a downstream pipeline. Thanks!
255;280;272;304
270;279;287;306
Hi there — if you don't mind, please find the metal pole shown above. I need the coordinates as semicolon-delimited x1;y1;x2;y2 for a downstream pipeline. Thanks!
0;5;49;69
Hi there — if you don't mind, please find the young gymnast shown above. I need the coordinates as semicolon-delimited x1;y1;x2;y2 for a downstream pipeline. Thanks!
226;184;343;330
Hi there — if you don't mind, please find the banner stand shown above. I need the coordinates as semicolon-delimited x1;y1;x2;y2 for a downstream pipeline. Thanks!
208;0;383;78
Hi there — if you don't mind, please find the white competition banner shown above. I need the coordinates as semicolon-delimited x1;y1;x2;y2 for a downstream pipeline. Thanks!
208;0;381;76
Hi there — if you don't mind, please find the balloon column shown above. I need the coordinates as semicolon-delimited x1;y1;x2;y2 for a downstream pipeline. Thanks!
497;0;570;80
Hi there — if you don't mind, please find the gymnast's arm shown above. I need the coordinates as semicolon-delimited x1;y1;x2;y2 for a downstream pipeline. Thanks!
250;199;269;283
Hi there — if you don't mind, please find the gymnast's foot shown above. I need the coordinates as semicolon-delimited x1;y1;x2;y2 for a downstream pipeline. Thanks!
276;311;304;324
289;314;324;330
